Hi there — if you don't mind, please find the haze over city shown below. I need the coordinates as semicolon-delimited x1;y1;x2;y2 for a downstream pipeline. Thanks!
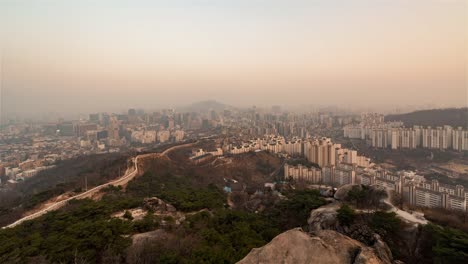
0;0;467;120
2;1;468;263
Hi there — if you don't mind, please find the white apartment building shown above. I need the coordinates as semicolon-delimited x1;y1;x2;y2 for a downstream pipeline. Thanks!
445;195;465;212
403;179;467;211
414;188;443;208
357;169;468;212
321;163;356;186
284;163;322;183
334;163;356;186
355;156;372;168
321;166;335;185
397;128;418;149
344;113;403;140
131;130;157;144
421;126;452;150
305;138;336;168
374;173;401;193
335;146;372;168
453;127;468;151
371;125;467;151
262;142;283;153
173;130;185;142
192;148;223;158
283;138;303;156
344;125;363;139
228;135;285;155
361;113;385;126
230;145;252;155
360;173;373;186
343;150;357;164
157;130;170;143
371;129;389;148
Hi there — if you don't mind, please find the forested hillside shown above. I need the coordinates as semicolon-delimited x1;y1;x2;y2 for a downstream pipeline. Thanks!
0;153;129;227
385;108;468;127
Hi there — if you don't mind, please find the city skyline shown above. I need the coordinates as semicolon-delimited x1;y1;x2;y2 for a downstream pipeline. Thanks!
1;0;467;119
2;1;468;262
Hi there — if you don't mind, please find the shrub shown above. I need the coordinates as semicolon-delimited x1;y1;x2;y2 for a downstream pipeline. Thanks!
265;189;326;229
337;204;356;226
371;211;400;238
424;224;468;263
123;210;133;220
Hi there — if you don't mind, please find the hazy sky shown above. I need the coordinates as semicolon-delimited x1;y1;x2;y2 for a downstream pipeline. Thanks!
0;0;467;119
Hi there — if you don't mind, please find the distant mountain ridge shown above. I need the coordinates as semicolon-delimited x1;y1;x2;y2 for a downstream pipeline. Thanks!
385;108;468;128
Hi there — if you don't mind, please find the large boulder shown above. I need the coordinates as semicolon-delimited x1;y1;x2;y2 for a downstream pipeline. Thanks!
143;197;176;213
308;203;341;232
334;184;363;200
237;228;393;264
334;184;389;210
372;234;394;264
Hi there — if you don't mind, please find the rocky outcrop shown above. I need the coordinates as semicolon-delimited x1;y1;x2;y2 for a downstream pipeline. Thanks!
237;228;393;264
372;234;393;264
143;197;177;213
307;203;394;263
308;203;341;232
334;184;390;212
334;184;362;200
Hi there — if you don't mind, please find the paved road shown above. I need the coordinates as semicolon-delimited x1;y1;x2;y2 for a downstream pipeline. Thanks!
3;141;196;229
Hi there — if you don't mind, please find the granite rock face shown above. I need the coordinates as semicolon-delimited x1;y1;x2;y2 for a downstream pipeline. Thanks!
237;228;393;264
334;184;363;200
308;203;341;232
143;197;177;213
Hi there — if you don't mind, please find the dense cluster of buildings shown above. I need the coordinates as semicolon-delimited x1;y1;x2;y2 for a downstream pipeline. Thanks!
227;135;371;167
223;106;357;140
285;158;468;212
131;129;184;144
0;108;206;184
282;138;367;187
344;113;468;152
284;163;322;183
284;162;359;188
227;135;288;155
343;113;403;140
0;136;87;183
189;148;224;164
224;134;372;189
369;126;468;151
3;107;467;213
78;111;190;149
403;175;467;212
367;170;468;212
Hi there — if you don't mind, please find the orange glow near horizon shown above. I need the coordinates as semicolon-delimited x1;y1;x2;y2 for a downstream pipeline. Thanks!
0;0;466;115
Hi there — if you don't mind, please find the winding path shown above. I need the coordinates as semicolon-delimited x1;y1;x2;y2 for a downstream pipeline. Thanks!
3;141;196;229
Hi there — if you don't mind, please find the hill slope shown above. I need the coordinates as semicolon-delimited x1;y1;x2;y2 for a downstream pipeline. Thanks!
385;108;468;128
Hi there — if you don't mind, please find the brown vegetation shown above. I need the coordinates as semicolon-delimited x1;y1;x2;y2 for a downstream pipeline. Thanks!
418;207;468;233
